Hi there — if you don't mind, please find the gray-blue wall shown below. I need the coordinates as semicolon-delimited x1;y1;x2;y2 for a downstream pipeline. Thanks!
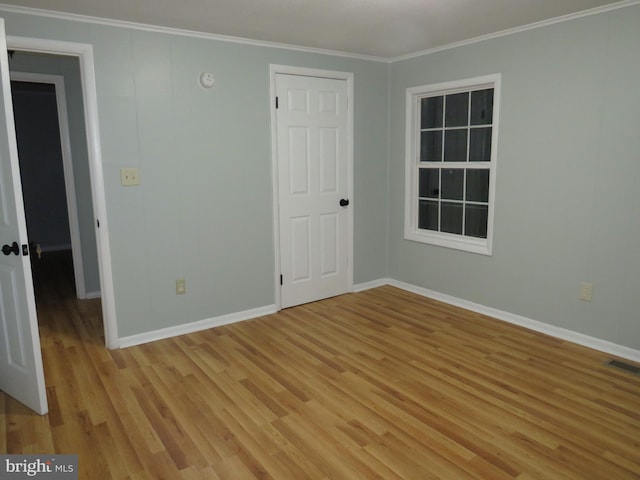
388;5;640;350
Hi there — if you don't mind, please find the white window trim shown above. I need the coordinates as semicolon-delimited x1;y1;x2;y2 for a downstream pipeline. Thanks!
404;73;501;256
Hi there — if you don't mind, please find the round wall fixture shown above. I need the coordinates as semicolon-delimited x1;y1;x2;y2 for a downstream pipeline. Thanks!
199;72;215;89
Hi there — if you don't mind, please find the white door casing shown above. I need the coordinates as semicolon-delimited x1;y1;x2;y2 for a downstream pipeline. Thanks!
7;34;118;350
272;67;353;308
0;19;48;415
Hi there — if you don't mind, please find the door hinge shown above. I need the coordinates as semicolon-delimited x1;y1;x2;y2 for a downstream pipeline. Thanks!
275;96;279;109
280;274;283;285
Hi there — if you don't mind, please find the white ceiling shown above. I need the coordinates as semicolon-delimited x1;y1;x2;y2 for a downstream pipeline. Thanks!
0;0;627;58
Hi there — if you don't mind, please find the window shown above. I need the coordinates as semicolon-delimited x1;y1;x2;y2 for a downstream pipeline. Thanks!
404;74;500;255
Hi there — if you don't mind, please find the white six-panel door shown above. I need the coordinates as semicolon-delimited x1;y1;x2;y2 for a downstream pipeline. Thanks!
0;19;48;415
275;72;351;308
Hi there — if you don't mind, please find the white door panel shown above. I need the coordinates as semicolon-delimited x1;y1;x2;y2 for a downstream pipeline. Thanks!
319;127;339;193
290;216;311;282
319;213;338;276
276;73;351;308
0;18;48;415
288;126;310;195
0;266;28;365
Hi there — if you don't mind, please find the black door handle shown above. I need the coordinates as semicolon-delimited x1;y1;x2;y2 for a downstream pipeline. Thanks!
2;242;20;256
339;198;349;207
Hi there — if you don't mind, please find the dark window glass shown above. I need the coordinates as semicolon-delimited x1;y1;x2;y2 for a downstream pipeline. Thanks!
470;89;494;125
441;202;463;234
420;131;442;162
441;169;464;200
465;204;488;238
412;82;495;246
419;169;440;198
469;127;492;161
421;96;443;129
466;169;490;202
445;92;469;127
444;129;467;162
418;200;438;231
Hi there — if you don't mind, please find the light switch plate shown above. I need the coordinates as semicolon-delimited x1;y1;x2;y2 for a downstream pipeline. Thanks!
176;278;186;295
120;167;140;186
579;281;593;301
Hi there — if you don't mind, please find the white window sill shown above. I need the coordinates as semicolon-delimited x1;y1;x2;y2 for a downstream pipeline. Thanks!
404;229;492;256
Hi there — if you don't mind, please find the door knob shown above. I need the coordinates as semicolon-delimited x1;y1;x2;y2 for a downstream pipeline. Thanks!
2;242;19;256
339;198;349;207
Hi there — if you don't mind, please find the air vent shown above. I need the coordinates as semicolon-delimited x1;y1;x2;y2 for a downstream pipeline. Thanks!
605;359;640;376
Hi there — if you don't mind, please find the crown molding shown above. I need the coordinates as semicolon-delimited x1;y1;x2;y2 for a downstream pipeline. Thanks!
0;1;638;64
0;2;388;63
390;0;640;63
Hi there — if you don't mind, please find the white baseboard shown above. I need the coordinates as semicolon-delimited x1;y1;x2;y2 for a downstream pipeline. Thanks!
84;290;101;300
353;278;391;292
360;278;640;363
116;279;640;363
118;304;278;349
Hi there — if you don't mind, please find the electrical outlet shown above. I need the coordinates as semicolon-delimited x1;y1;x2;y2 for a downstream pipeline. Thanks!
120;167;140;186
579;282;593;301
176;278;186;295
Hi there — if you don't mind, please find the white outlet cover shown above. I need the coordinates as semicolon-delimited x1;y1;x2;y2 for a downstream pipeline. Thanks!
120;167;140;186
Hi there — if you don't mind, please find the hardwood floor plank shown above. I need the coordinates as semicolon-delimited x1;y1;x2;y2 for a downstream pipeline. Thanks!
273;411;384;480
2;253;640;478
260;423;328;480
364;432;441;480
130;384;190;470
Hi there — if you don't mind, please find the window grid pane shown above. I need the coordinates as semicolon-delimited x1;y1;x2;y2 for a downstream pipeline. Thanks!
418;168;440;198
421;96;443;129
418;199;439;231
415;85;494;242
444;129;468;162
441;202;463;234
469;127;492;161
470;89;494;125
420;131;443;162
445;92;469;127
417;166;489;239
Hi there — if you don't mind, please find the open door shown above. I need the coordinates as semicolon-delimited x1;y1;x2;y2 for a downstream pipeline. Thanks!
0;18;48;415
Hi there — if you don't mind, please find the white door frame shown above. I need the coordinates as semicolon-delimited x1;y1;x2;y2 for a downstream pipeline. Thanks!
269;64;354;310
10;71;89;300
8;36;118;349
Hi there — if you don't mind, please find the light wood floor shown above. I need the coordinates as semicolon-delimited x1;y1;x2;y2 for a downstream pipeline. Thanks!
2;252;640;479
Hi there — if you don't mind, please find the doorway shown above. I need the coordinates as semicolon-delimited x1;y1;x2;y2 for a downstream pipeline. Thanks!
10;68;98;301
7;35;118;350
0;32;116;415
